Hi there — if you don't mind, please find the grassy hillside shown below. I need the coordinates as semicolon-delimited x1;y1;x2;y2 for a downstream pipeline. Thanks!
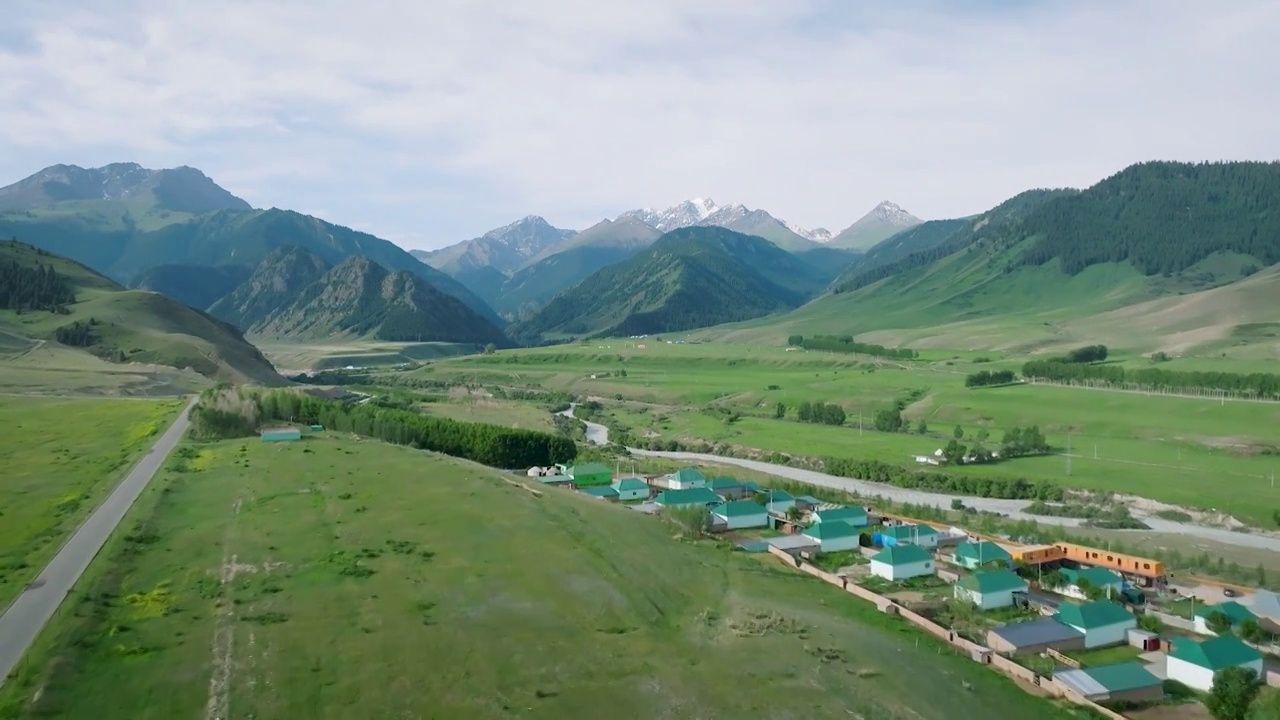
0;434;1089;720
495;244;646;320
0;240;284;387
510;227;832;340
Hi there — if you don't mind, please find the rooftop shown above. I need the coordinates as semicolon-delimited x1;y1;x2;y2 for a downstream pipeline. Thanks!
956;569;1028;594
764;489;795;502
989;617;1083;649
1054;600;1136;630
1054;663;1160;698
883;524;939;540
1061;567;1123;587
795;495;824;506
612;477;649;492
713;500;767;518
654;487;721;506
569;462;611;476
1251;589;1280;620
1169;635;1262;670
871;545;932;566
670;468;706;483
708;476;742;490
767;534;821;552
803;521;860;540
579;486;620;498
954;541;1012;563
814;506;868;524
1195;600;1258;625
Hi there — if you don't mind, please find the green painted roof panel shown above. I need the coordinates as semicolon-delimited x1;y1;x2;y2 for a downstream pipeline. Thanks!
872;545;932;566
803;522;859;540
1083;663;1160;693
714;500;768;518
1169;635;1262;670
1054;601;1136;630
956;569;1028;594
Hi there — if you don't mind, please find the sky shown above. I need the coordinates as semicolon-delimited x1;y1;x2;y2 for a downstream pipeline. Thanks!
1;0;1278;251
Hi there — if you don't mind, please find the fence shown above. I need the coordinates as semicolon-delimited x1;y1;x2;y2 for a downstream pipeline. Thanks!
1142;608;1196;633
765;549;1133;720
1046;648;1081;669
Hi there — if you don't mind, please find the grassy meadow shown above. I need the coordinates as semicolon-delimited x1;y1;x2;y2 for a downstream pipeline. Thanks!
0;396;185;609
1;434;1096;720
254;339;480;373
412;341;1280;525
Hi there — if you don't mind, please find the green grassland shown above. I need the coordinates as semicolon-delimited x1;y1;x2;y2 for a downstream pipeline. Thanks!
0;435;1096;720
419;394;559;433
0;396;184;609
414;342;1280;525
255;339;479;373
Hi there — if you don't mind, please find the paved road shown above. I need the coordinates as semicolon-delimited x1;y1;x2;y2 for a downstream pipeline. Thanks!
0;396;196;689
560;406;1280;554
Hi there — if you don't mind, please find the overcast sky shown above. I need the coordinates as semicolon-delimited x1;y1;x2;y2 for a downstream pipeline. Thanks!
2;1;1278;250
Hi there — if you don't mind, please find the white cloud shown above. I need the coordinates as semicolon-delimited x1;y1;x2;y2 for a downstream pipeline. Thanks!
1;0;1277;249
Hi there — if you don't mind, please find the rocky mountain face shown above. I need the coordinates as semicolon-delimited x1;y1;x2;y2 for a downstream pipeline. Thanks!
413;215;576;275
829;201;923;250
0;162;252;214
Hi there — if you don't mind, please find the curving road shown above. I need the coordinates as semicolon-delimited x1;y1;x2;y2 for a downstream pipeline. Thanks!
0;396;197;689
560;405;1280;554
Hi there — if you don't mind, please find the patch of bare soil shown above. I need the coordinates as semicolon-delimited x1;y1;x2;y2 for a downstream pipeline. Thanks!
1127;702;1211;720
1118;493;1251;531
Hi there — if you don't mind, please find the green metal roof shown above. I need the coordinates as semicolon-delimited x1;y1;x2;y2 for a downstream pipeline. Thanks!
654;487;721;506
740;481;765;493
795;495;823;505
713;500;768;518
765;490;794;502
569;462;611;476
1061;567;1123;587
1082;663;1161;693
1169;635;1262;670
954;541;1012;563
884;524;939;540
1194;601;1257;625
671;468;706;483
956;569;1027;594
815;506;868;524
803;522;859;540
579;486;619;498
872;545;932;566
1054;600;1136;630
708;477;742;489
537;475;572;484
612;477;649;492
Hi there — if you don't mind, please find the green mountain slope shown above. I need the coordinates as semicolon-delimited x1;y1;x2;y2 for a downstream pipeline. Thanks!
130;263;252;310
451;265;509;305
494;245;643;321
708;161;1280;352
0;239;283;385
509;227;831;339
215;249;508;345
523;216;661;266
839;218;968;280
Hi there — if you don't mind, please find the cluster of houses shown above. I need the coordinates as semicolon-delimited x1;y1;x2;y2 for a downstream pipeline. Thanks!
535;462;1278;702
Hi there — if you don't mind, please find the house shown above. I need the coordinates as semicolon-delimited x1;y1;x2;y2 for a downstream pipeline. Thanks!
812;506;869;528
1057;567;1124;601
260;427;301;442
880;524;939;549
526;466;544;477
869;545;935;581
579;486;620;502
1194;601;1258;635
763;490;796;515
954;569;1029;609
711;500;769;530
567;463;613;487
612;477;650;502
802;521;860;553
1053;663;1164;704
653;487;722;509
766;534;820;557
1248;589;1280;632
986;617;1085;655
794;495;824;510
952;541;1012;570
708;477;749;500
739;481;766;495
1053;600;1137;648
666;468;707;489
1165;636;1264;691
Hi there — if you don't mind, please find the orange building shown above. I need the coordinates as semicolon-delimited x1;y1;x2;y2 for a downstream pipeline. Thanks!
1052;543;1165;583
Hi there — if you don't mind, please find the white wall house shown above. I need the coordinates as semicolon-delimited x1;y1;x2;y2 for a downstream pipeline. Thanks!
869;545;934;581
667;468;707;489
954;569;1028;610
1053;601;1137;649
801;521;860;553
1165;636;1263;691
711;501;769;530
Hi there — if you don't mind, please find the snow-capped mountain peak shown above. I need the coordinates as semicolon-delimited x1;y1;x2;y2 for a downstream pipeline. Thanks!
617;198;722;232
870;201;920;226
784;220;834;243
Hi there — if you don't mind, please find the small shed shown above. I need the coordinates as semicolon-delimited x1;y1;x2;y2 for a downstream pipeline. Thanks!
1053;600;1137;649
567;463;613;487
654;487;722;509
1057;567;1123;601
579;486;620;502
985;617;1085;655
802;521;860;553
954;569;1029;610
260;427;301;442
1053;663;1164;704
880;524;939;549
1165;635;1263;691
1194;600;1258;635
712;500;769;530
666;468;707;489
1126;628;1160;651
612;477;651;501
869;545;934;581
812;506;869;528
952;541;1012;570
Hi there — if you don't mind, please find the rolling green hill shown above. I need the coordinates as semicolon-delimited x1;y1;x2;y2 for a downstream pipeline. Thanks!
0;240;284;386
213;248;508;345
509;227;834;339
708;162;1280;353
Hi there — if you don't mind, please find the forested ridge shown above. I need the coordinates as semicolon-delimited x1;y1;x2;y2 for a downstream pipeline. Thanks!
789;334;919;359
0;245;76;313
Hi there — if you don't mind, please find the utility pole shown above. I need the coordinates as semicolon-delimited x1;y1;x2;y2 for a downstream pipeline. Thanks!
858;412;862;437
1066;432;1072;476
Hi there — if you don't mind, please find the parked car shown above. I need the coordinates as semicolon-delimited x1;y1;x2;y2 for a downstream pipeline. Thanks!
1223;587;1240;598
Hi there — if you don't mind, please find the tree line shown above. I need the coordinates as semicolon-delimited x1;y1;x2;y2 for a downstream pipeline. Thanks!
1022;359;1280;398
0;257;76;313
823;456;1064;501
254;390;577;468
788;334;918;360
797;401;846;426
54;318;100;347
964;370;1016;388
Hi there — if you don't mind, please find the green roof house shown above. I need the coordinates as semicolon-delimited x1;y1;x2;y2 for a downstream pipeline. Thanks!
795;495;824;509
579;486;620;502
1166;636;1263;691
654;487;721;509
1058;567;1124;600
952;541;1012;570
812;506;869;528
764;490;796;514
667;468;707;489
954;569;1029;609
708;476;749;500
1053;663;1163;703
568;463;613;487
881;524;939;549
1194;601;1258;635
711;500;769;529
1054;600;1137;648
870;545;934;581
801;521;860;552
611;477;650;502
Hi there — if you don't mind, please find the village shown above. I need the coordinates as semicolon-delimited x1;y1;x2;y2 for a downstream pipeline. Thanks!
528;461;1280;718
